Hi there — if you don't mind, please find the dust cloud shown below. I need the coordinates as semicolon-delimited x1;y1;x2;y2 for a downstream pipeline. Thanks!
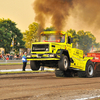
33;0;100;42
33;0;73;30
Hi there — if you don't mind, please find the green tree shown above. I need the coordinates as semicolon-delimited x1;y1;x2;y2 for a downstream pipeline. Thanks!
0;18;25;53
77;30;96;54
67;29;79;48
23;22;39;48
44;27;55;31
86;31;96;45
94;42;100;50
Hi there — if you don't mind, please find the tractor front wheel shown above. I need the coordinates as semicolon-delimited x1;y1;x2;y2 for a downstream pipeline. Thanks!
30;61;40;71
58;56;69;71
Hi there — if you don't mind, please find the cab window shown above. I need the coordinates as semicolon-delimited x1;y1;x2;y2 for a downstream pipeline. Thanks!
68;36;71;44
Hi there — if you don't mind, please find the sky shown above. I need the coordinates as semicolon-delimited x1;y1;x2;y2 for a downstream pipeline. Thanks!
0;0;100;42
0;0;36;32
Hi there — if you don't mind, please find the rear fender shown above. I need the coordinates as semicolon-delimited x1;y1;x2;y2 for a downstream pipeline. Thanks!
83;57;94;71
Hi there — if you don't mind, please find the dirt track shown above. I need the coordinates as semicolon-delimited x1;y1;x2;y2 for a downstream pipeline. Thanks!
0;65;100;100
0;64;30;70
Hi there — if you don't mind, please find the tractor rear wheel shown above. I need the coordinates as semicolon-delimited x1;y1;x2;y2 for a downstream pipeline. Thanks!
55;69;65;77
78;61;94;78
55;69;75;77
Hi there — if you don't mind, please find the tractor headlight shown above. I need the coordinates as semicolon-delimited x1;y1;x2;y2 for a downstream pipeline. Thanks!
50;54;54;57
27;55;31;58
46;48;49;51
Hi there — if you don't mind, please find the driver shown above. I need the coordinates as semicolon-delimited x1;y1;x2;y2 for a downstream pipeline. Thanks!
48;36;55;41
61;35;65;42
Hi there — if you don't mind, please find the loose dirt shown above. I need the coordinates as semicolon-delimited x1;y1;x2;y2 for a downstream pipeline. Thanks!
0;65;100;100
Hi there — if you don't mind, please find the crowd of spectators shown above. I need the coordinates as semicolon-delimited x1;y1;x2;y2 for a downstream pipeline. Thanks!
0;54;22;60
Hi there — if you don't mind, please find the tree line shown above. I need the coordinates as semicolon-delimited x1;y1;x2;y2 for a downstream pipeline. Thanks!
67;29;100;54
23;23;100;54
0;18;100;54
0;18;25;53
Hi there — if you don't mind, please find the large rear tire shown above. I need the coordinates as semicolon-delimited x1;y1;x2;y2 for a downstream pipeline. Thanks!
78;61;94;78
55;69;75;77
64;69;75;77
58;55;69;71
30;61;40;71
55;70;65;77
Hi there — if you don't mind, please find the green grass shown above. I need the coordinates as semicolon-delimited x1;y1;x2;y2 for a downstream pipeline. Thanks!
0;70;54;75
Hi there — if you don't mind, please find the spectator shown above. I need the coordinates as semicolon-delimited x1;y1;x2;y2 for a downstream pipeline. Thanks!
14;54;17;60
22;52;27;71
3;54;6;61
0;54;2;59
19;54;22;59
9;54;13;60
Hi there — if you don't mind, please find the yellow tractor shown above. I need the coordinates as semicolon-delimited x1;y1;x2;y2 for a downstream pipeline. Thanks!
27;31;93;78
